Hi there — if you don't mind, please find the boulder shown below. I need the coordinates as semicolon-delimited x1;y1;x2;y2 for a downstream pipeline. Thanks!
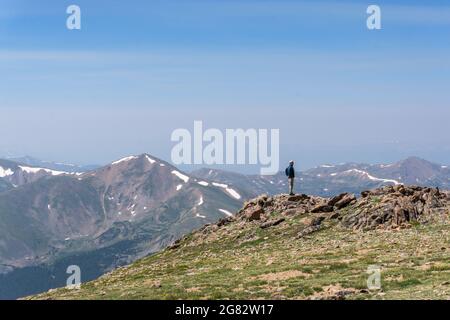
311;204;334;213
260;218;285;229
288;194;309;202
310;216;325;226
296;225;321;239
245;206;264;221
217;217;233;227
334;194;356;209
328;193;347;206
361;190;371;198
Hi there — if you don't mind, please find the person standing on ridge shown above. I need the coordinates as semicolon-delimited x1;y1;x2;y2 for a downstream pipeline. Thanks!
285;160;295;195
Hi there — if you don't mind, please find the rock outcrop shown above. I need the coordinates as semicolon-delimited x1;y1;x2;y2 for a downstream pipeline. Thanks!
341;185;449;230
236;192;356;222
29;185;450;301
227;185;449;232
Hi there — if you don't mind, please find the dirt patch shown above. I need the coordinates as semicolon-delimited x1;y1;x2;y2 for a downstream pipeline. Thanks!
257;270;310;282
143;279;162;288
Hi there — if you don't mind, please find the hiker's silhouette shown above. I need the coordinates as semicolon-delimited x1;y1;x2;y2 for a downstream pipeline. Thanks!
285;160;295;195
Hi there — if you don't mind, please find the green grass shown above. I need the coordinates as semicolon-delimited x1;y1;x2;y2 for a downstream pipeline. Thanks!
371;196;382;204
29;208;450;300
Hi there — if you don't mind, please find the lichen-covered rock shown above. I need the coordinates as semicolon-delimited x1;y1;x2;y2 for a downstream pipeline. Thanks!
246;206;264;221
341;186;449;230
235;186;448;232
260;218;285;229
334;193;356;209
311;203;334;213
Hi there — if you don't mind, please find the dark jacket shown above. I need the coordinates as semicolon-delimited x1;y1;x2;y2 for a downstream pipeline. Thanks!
286;165;295;178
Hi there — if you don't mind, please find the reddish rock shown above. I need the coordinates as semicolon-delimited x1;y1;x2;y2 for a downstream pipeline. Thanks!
260;218;285;229
311;204;334;213
246;206;264;221
328;193;347;206
288;194;309;202
334;194;356;209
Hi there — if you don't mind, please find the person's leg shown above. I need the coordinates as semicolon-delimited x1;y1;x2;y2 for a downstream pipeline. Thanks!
289;178;294;195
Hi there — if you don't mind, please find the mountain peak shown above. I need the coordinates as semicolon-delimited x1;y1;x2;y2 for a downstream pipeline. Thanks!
110;155;140;165
109;153;168;167
400;156;431;165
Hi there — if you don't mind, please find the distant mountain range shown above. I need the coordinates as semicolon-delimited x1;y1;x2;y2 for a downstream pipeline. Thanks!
192;156;450;198
5;156;99;173
0;155;448;299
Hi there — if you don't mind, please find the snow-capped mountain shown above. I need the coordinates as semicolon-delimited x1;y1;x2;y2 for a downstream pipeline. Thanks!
0;158;84;189
0;154;242;299
192;157;450;198
0;154;448;299
5;156;99;173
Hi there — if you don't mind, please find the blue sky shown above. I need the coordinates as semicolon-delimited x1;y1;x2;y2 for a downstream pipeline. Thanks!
0;0;449;171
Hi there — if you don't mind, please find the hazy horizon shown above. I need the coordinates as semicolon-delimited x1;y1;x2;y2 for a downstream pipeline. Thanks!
1;0;449;172
1;151;448;175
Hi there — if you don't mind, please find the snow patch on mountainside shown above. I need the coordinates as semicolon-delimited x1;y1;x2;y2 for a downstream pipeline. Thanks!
198;196;204;206
212;182;228;188
211;182;241;199
111;156;138;165
0;167;14;177
145;155;156;164
19;166;67;176
343;169;401;185
219;209;233;217
198;181;209;186
172;170;190;183
176;184;183;191
226;188;241;199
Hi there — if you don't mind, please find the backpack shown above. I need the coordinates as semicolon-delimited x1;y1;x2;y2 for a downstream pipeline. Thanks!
285;167;289;176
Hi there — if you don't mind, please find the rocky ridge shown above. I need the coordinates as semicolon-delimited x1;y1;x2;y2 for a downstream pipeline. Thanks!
199;185;450;238
29;184;449;300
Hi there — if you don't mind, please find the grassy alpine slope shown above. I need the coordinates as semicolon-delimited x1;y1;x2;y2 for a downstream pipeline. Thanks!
30;186;450;300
